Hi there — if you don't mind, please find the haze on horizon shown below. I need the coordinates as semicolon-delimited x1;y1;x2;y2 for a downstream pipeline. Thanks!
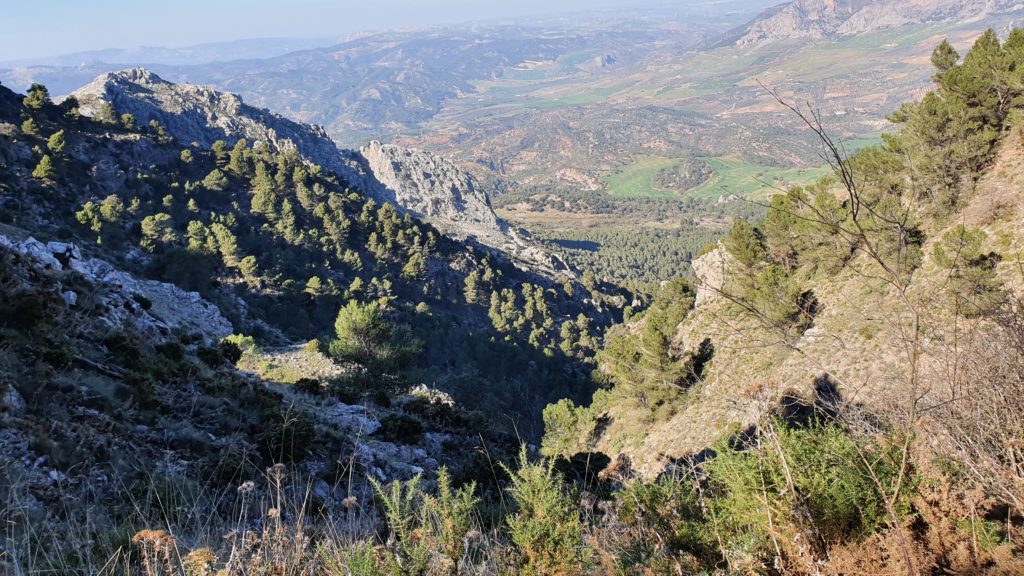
0;0;746;64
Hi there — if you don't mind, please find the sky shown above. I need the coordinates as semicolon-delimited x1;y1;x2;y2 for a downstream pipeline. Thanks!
0;0;657;61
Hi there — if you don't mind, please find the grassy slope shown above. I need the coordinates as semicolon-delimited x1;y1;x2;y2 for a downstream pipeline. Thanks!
603;155;681;199
688;157;831;200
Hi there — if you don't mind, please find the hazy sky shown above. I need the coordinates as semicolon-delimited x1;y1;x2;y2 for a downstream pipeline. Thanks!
0;0;661;61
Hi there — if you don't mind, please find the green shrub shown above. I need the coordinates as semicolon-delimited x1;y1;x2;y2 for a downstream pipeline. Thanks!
706;421;911;560
8;291;55;330
375;414;424;445
329;300;422;374
541;398;593;458
196;345;224;367
615;475;719;571
154;341;185;363
131;293;153;311
723;219;765;268
367;469;479;575
320;541;389;576
256;405;316;463
294;377;323;395
503;447;589;576
219;335;254;364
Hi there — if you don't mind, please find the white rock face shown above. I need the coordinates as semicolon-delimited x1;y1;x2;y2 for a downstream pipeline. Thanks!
326;402;381;436
691;245;731;307
72;68;347;174
0;235;233;341
358;141;500;232
351;141;572;275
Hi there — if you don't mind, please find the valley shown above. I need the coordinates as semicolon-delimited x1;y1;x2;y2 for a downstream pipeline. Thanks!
6;4;1012;283
2;1;1024;573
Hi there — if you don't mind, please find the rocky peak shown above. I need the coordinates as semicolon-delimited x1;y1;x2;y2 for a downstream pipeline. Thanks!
71;68;346;173
350;141;572;275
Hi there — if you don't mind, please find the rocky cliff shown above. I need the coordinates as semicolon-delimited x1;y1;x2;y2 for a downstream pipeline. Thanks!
350;141;572;275
72;68;346;173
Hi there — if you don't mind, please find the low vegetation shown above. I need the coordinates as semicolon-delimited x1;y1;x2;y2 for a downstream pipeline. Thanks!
2;25;1024;576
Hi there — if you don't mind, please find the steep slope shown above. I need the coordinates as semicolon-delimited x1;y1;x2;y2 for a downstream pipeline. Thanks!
351;141;572;274
3;79;627;436
70;69;564;272
564;28;1024;478
0;229;502;568
0;74;637;574
722;0;1021;45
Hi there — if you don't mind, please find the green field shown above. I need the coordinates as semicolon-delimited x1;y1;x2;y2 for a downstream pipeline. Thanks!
527;82;636;109
688;157;831;199
603;156;682;198
603;155;831;200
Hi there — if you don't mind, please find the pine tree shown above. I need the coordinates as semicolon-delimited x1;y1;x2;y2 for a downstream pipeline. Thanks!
401;252;426;280
99;195;124;222
239;255;259;277
724;219;765;268
228;139;249;175
305;276;324;295
23;83;50;109
278;199;298;241
20;118;37;135
32;154;54;181
202;169;229;191
210;223;240;267
464;269;482;303
46;130;65;154
211;140;229;166
60;95;80;119
75;201;102;234
96;102;117;125
930;40;959;78
140;213;176;252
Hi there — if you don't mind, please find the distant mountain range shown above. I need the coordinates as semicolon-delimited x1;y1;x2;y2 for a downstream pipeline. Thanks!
719;0;1024;45
0;37;337;68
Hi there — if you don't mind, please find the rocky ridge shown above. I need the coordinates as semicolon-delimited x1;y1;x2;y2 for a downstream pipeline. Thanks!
72;68;346;173
71;69;569;275
721;0;1024;46
351;141;573;275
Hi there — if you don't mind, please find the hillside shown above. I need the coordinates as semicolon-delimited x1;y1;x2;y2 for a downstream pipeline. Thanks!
540;28;1024;573
12;9;1022;285
0;71;631;572
2;17;1024;576
1;77;634;435
721;0;1021;45
70;68;567;275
